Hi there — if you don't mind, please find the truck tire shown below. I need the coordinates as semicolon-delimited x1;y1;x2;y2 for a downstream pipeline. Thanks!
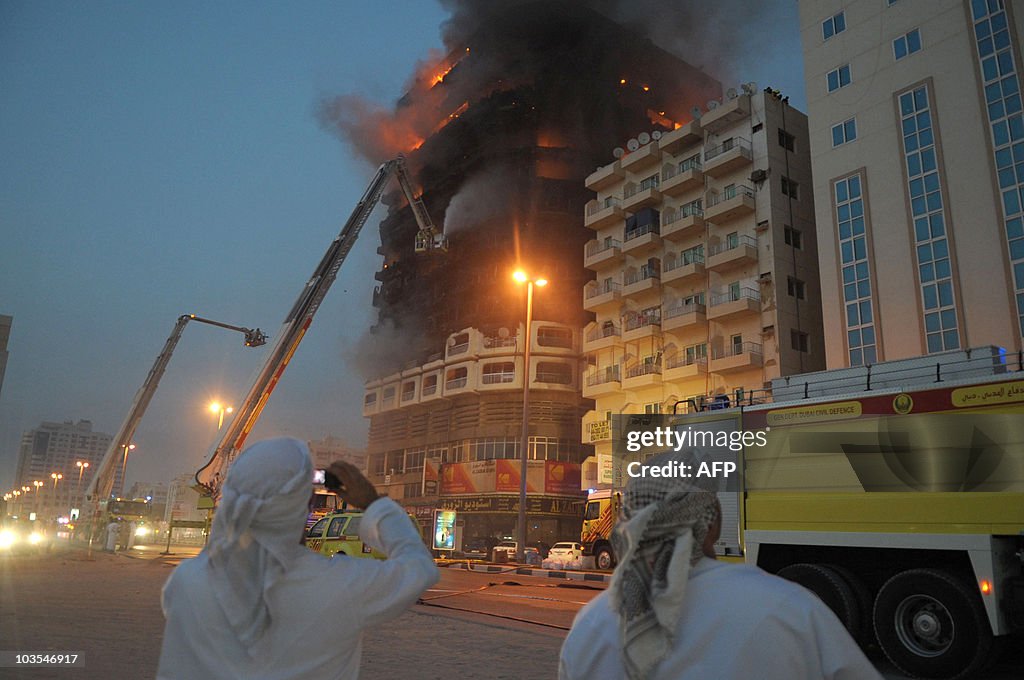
595;545;615;570
873;568;991;680
825;563;875;645
777;563;861;637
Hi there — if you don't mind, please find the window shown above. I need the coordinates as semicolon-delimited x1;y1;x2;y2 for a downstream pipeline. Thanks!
640;173;659;191
787;277;807;300
405;448;425;472
827;64;852;92
893;29;922;60
482;361;515;384
422;374;438;395
791;330;810;353
537;326;573;348
728;281;741;301
831;117;858;146
726;231;739;249
308;518;329;538
382;386;396;404
363;393;377;406
784;226;803;249
822;11;846;40
644;402;662;414
445;367;468;389
402;483;421;499
751;122;763;134
835;173;878;366
731;334;743;354
536;362;572;384
401;381;416;401
778;128;796;151
782;176;800;199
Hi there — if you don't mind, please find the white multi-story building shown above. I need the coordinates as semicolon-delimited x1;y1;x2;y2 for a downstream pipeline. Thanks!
580;88;825;459
800;0;1024;367
307;436;365;474
15;420;112;518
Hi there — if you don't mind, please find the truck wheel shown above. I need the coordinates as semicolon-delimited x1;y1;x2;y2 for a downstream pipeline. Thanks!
873;568;991;680
777;563;861;637
825;563;875;645
595;546;615;570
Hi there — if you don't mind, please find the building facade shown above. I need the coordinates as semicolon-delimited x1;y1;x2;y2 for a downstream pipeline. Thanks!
0;314;11;400
307;436;365;473
15;420;112;519
363;2;722;548
581;89;825;465
800;0;1024;368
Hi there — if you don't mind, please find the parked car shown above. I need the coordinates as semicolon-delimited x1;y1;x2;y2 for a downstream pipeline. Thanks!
492;541;540;563
548;542;583;560
461;537;497;560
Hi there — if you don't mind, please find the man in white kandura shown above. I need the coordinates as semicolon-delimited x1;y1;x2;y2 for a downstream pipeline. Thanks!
559;451;882;680
157;437;438;680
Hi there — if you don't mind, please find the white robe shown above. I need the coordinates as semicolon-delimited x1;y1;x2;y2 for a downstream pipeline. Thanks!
559;558;882;680
157;497;438;680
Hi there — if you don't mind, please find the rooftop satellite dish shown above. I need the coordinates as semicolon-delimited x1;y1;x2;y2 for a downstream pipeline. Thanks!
726;87;738;99
742;81;758;95
690;106;702;120
627;138;640;151
651;130;662;140
637;132;651;145
498;327;510;338
612;147;625;158
447;337;456;347
707;99;720;110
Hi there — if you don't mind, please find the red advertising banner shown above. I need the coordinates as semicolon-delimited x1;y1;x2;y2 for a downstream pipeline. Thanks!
544;460;581;495
442;460;583;496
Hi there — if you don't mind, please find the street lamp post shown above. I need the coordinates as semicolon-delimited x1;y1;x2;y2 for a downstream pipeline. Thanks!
33;480;43;514
76;461;90;507
512;269;547;563
50;473;63;518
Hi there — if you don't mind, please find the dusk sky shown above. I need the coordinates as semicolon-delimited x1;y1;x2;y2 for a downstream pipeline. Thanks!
1;1;804;493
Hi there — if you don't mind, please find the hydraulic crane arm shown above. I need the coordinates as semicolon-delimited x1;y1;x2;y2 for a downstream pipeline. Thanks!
196;157;417;498
85;314;266;502
394;155;446;253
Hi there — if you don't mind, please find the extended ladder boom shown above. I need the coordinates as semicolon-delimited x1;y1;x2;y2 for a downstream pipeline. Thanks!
196;158;408;497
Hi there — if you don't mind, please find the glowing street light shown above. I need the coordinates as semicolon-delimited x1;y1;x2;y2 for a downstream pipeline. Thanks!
512;268;548;563
120;444;136;496
76;461;91;498
208;402;234;430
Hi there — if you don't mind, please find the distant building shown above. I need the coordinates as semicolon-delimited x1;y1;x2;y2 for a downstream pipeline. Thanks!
799;0;1024;366
164;474;205;524
307;436;366;473
15;420;112;519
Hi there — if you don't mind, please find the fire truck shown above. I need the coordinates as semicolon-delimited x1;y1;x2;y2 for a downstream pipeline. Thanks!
581;347;1024;679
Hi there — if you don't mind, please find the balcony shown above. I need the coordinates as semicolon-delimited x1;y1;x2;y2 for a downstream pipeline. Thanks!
622;268;661;298
584;365;622;398
704;185;755;223
623;361;663;390
584;282;622;312
711;341;764;374
707;233;758;271
657;120;703;154
622;223;663;256
707;287;761;320
586;160;625;192
660;161;704;197
703;138;753;177
661;301;707;331
622;183;662;211
584;238;623;270
620;142;661;172
661;205;705;241
664;355;708;381
583;323;622;352
623;313;662;342
700;94;751;133
481;336;517;354
585;198;625;229
662;253;705;286
420;376;443;402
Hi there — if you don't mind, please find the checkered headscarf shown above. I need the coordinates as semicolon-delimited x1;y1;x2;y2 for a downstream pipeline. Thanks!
608;451;719;680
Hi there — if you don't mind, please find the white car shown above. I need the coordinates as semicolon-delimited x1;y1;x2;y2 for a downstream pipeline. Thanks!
548;542;583;560
492;541;539;562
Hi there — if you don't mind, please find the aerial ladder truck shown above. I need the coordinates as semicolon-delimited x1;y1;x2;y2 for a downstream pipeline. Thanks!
195;155;442;500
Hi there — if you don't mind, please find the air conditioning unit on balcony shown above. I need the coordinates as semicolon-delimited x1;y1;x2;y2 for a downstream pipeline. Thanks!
750;168;768;183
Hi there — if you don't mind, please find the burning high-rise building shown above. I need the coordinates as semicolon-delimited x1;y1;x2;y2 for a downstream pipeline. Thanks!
343;1;721;543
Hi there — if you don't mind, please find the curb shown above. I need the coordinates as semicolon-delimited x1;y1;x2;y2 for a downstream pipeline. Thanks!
444;561;610;583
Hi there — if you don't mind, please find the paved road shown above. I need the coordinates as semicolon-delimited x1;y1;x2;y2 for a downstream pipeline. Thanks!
1;542;1020;679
